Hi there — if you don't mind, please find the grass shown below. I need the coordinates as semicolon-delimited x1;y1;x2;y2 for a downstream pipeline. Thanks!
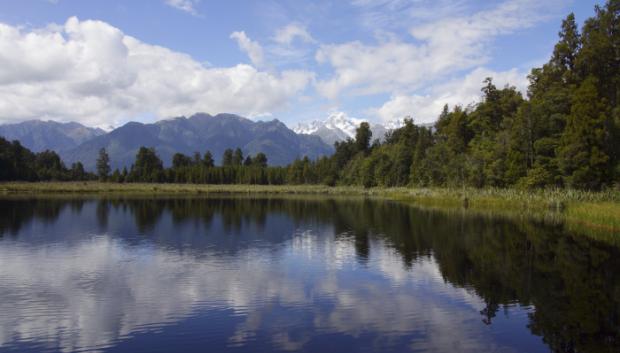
387;187;620;241
0;182;362;195
1;181;619;237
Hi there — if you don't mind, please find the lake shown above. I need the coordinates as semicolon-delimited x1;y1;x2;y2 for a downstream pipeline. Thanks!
0;196;618;353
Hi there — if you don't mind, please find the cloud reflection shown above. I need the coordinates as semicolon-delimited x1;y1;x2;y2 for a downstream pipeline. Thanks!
0;225;533;353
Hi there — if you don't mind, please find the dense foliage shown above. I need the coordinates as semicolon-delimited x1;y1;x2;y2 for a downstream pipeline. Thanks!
0;137;92;181
0;2;618;190
298;2;620;190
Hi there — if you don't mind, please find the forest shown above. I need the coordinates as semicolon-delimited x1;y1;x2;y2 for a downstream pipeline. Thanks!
1;1;619;191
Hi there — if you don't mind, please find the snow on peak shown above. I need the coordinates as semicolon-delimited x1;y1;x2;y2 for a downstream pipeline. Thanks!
293;120;323;135
293;112;364;138
293;112;406;146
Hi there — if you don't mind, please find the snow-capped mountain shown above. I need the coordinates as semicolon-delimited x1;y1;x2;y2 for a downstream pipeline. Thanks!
293;112;403;146
294;112;362;136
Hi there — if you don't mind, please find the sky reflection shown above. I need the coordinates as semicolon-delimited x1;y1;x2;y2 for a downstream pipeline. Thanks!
0;198;554;353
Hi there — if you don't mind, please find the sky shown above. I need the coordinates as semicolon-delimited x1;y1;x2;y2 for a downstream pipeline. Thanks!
0;0;605;129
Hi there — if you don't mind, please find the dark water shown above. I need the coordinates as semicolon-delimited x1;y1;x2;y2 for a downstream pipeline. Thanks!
0;196;619;353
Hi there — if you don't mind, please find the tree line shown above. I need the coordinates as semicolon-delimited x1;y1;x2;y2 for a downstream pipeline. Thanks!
1;1;619;190
282;2;620;190
0;137;90;181
96;147;288;185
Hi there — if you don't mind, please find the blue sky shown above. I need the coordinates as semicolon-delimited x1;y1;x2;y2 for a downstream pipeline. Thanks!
0;0;604;129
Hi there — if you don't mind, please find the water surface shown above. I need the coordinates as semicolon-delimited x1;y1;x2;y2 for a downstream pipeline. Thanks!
0;196;618;353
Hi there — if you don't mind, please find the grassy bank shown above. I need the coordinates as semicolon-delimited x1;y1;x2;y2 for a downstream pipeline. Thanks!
1;182;619;237
0;182;371;195
387;187;620;240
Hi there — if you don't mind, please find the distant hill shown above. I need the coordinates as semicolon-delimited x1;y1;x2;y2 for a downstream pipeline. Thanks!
0;120;105;152
62;113;333;170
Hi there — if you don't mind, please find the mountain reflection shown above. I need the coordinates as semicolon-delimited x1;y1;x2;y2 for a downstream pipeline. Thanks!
0;196;618;353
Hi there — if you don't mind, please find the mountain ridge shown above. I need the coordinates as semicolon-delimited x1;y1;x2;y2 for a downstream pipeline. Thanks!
0;120;105;153
61;113;332;170
0;113;420;171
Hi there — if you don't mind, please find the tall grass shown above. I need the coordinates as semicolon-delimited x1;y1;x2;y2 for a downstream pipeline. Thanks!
389;187;620;239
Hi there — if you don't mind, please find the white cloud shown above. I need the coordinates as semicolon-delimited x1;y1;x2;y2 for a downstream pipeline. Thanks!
0;17;313;128
351;0;469;31
230;31;265;67
273;23;314;45
316;0;562;99
315;40;436;99
372;67;529;124
165;0;201;16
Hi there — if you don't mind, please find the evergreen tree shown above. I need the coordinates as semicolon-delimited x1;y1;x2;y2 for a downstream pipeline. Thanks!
203;151;214;167
552;13;581;79
233;148;244;166
110;169;121;183
131;147;164;182
222;149;233;167
355;122;372;154
558;77;612;189
96;148;111;181
253;153;268;168
71;162;86;181
244;156;253;166
172;153;193;168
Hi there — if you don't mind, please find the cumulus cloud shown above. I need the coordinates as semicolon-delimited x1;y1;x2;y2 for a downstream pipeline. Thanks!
316;0;562;99
230;31;265;67
0;17;312;128
165;0;201;16
372;67;529;124
273;23;315;45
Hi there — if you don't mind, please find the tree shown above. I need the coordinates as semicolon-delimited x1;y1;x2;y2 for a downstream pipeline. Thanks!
222;149;233;167
557;77;612;189
244;156;253;166
576;1;620;182
253;152;268;168
233;148;244;166
551;13;581;78
96;148;110;181
71;162;86;181
110;169;121;183
203;151;214;167
131;147;164;182
355;122;372;154
172;153;193;168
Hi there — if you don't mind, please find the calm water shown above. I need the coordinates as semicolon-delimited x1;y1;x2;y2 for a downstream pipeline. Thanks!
0;197;618;353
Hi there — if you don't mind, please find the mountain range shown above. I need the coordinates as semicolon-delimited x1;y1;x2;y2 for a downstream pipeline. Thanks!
0;114;332;171
0;120;105;153
0;113;416;171
293;112;403;146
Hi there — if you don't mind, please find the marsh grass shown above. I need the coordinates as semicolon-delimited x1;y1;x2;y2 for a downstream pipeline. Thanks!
388;187;620;240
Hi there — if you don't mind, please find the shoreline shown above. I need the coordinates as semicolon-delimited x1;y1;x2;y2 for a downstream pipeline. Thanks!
1;182;619;238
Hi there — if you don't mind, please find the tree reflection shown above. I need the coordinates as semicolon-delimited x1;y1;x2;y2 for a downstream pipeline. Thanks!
0;196;619;352
0;198;75;236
